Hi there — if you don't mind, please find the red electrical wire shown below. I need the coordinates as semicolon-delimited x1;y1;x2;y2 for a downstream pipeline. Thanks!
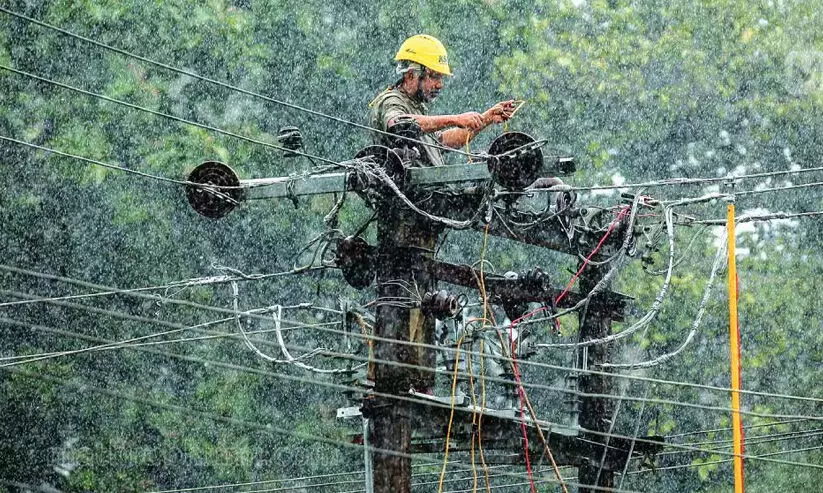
557;206;630;304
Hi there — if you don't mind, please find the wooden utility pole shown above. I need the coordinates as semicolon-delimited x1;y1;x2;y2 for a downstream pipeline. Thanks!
577;262;616;492
369;196;438;493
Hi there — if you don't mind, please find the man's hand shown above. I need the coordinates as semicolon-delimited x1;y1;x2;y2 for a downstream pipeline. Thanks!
452;111;486;131
483;100;516;124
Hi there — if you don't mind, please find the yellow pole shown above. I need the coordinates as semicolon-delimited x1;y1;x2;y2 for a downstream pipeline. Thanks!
727;203;745;493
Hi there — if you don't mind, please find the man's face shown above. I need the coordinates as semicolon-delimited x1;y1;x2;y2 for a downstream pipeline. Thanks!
416;69;445;102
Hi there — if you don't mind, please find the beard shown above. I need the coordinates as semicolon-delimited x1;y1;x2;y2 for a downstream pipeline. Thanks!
421;89;441;103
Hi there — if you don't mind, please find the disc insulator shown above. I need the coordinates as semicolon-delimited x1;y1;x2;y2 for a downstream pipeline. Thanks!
186;161;244;219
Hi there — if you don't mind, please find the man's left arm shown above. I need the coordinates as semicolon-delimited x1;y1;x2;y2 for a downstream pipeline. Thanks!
440;100;515;149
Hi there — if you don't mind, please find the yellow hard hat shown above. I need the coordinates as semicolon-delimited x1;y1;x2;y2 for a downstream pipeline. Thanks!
394;34;452;76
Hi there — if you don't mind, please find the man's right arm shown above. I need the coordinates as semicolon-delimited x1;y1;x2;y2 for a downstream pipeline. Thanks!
388;112;486;133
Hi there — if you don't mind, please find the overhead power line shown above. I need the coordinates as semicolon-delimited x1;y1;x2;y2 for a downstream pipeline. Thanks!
625;444;823;476
2;314;823;469
6;264;823;408
693;210;823;225
5;130;823;232
236;467;566;493
0;366;458;469
0;288;322;357
0;63;337;163
0;6;476;160
665;418;812;439
658;428;823;458
0;366;651;493
0;265;326;309
6;311;823;447
526;166;823;193
736;180;823;197
6;285;823;421
147;464;519;493
0;134;197;186
4;263;823;408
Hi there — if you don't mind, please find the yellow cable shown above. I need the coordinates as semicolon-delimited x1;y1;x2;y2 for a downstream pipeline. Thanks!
503;99;526;133
480;208;565;491
437;333;465;493
445;224;493;493
353;313;374;380
477;340;492;493
467;350;479;492
476;224;493;492
479;224;492;325
465;131;472;163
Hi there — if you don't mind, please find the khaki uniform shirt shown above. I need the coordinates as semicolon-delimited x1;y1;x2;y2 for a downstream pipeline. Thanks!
368;88;445;167
368;88;441;392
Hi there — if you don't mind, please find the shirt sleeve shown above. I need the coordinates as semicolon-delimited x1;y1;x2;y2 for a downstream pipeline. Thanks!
378;95;411;131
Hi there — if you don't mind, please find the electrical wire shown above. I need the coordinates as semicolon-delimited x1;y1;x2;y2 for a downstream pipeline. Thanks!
0;134;196;186
6;313;822;425
230;283;363;374
736;180;823;197
0;365;424;464
466;349;480;492
601;221;727;369
6;315;823;475
477;340;493;493
0;254;823;402
333;466;575;493
0;63;331;161
0;263;334;338
475;225;495;493
593;203;669;487
146;470;365;493
494;317;568;493
4;280;823;416
0;289;329;362
624;444;823;476
441;477;643;493
0;265;323;308
523;165;823;193
663;182;823;211
0;315;344;367
5;265;823;410
157;462;531;493
0;132;379;206
657;428;823;458
438;333;466;493
617;385;650;491
665;419;811;439
693;210;823;225
0;6;479;160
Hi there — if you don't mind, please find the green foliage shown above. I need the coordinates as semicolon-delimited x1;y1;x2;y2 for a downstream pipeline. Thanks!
1;1;822;492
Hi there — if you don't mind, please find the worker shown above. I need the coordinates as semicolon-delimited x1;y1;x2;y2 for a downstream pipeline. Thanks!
366;35;517;395
369;34;516;167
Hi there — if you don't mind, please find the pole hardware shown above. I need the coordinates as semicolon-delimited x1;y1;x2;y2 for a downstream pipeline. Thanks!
487;132;575;190
335;236;377;289
420;289;461;320
185;161;245;218
277;126;303;157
